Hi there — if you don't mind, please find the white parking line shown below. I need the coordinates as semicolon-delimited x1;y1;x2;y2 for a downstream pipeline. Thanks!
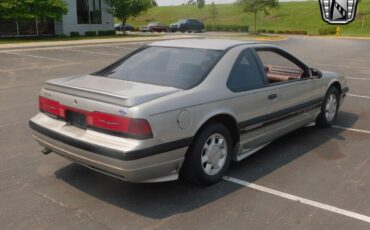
332;126;370;135
63;48;120;57
106;45;140;50
346;77;370;81
223;176;370;224
313;63;370;70
348;94;370;99
0;51;64;62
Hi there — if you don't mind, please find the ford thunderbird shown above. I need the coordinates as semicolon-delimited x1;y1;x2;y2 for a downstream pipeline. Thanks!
29;39;348;185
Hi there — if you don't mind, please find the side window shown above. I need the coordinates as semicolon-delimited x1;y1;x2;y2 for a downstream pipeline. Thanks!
227;49;266;92
256;50;305;84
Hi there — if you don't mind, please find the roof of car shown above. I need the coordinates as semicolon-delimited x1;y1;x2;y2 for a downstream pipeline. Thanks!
148;39;258;50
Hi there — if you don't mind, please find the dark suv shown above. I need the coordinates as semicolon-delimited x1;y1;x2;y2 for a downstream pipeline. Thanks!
170;19;205;33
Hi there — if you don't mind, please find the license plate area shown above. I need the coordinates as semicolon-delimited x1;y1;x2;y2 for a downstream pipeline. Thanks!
66;111;87;129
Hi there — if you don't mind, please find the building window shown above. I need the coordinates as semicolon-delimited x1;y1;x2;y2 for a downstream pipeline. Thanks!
77;0;102;24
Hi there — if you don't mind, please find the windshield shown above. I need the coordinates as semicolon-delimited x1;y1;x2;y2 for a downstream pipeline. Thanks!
93;47;223;89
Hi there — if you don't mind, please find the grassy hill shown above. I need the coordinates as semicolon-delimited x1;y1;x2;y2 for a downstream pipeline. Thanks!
127;0;370;36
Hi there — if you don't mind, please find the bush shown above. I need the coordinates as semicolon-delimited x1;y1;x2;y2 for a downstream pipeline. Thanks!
70;31;80;37
318;27;336;35
98;30;116;36
267;30;275;33
276;30;284;34
85;31;97;36
284;30;307;35
57;34;67;38
205;24;249;32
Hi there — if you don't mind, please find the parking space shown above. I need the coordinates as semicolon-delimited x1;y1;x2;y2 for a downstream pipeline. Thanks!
0;36;369;229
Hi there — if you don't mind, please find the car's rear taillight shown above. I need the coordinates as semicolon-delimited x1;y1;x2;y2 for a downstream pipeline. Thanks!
39;96;65;119
38;96;152;139
90;112;153;139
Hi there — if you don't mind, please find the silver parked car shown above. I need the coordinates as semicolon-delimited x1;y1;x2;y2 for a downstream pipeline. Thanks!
29;39;348;185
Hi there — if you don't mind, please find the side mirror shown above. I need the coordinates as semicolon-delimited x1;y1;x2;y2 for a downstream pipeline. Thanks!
311;68;323;78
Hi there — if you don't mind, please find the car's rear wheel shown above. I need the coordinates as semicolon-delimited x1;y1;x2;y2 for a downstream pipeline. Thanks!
181;123;232;185
316;87;340;128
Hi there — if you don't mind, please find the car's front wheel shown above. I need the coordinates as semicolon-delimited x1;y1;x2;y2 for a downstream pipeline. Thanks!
316;87;340;128
181;123;232;185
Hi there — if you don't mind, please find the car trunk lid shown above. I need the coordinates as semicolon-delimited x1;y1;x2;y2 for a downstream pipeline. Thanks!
44;75;180;107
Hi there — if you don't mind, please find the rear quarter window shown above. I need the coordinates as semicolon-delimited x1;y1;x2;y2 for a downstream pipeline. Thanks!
227;49;266;92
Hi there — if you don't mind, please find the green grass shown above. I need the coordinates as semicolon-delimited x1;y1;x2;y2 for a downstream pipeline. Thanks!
127;0;370;36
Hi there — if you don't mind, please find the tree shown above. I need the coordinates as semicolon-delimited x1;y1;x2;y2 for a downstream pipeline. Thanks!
0;0;67;20
105;0;152;35
197;0;205;9
151;0;158;7
236;0;278;33
30;0;68;21
0;0;27;19
208;2;218;28
0;0;67;35
186;0;196;5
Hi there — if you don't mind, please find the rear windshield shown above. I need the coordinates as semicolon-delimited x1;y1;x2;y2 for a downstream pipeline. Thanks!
93;46;223;89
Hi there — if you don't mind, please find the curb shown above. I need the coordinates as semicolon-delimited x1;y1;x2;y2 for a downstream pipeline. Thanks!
0;35;201;51
304;35;370;40
213;35;288;42
254;36;287;41
323;35;370;40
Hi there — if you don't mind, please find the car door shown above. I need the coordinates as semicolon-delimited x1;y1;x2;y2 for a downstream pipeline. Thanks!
226;48;276;159
253;47;323;141
187;20;194;30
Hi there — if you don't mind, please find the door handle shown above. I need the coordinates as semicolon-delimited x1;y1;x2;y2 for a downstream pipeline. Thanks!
268;94;278;100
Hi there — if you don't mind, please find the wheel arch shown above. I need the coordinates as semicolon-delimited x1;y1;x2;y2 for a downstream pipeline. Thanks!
193;113;240;148
329;81;342;94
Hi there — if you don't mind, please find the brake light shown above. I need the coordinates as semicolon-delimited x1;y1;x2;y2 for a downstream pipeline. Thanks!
38;96;152;139
91;112;153;139
39;96;65;118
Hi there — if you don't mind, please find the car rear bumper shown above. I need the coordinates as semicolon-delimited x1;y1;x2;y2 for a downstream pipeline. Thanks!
29;114;190;183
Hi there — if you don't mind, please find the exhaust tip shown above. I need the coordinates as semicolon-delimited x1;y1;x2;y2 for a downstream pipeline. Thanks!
41;147;52;155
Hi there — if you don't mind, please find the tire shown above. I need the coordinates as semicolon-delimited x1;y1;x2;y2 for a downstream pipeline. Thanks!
316;86;340;128
180;123;233;186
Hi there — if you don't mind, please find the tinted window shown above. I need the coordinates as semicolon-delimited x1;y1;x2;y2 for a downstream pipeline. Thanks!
77;0;101;24
227;49;266;92
256;50;304;84
94;47;223;89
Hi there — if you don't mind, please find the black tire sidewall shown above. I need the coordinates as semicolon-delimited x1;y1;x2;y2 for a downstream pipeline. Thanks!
181;123;233;185
317;87;340;127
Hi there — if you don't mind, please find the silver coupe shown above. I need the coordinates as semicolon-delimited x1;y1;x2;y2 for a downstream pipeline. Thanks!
29;39;349;185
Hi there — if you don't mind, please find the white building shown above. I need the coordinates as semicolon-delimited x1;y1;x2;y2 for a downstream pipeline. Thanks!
56;0;114;35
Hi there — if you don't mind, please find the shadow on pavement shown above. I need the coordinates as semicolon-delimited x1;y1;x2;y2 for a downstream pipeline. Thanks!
228;111;359;181
54;111;358;219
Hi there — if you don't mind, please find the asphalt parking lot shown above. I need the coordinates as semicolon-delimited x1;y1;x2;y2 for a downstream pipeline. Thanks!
1;36;370;229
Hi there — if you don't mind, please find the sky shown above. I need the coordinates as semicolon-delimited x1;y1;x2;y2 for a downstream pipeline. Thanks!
156;0;305;6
